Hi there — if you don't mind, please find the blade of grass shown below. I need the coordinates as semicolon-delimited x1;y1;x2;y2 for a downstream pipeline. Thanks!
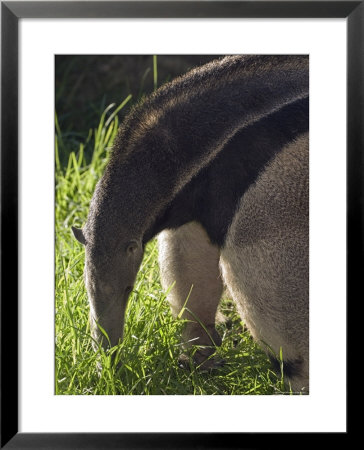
153;55;158;90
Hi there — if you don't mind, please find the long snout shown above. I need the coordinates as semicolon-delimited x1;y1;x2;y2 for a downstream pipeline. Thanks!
90;309;125;350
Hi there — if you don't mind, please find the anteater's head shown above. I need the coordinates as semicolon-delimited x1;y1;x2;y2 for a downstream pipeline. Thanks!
72;226;144;349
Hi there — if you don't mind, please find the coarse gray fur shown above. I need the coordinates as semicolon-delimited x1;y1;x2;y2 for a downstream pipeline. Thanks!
72;55;309;393
221;132;309;392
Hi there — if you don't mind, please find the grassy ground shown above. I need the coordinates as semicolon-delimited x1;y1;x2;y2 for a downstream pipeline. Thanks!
55;96;294;395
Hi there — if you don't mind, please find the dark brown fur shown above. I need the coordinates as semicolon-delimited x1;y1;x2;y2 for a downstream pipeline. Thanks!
72;55;309;391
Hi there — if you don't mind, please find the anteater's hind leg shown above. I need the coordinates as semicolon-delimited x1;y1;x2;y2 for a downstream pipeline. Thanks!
158;221;223;369
220;133;309;393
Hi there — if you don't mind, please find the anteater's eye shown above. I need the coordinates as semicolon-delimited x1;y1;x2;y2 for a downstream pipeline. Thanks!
125;286;132;295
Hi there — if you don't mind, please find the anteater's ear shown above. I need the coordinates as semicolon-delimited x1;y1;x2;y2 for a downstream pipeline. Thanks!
72;226;86;246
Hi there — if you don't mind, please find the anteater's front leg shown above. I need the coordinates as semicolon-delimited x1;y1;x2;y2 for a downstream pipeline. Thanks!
158;221;223;369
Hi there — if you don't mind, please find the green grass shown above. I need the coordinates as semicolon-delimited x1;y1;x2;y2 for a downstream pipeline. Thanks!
55;96;294;396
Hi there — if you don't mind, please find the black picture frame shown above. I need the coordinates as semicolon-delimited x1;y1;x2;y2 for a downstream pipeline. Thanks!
1;1;359;447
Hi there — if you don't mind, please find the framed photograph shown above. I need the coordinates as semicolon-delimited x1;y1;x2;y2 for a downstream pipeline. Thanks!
1;0;358;447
